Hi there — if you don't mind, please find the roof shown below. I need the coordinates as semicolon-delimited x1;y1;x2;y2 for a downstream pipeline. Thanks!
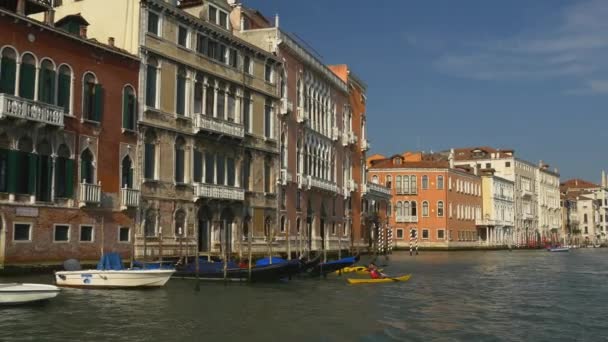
369;157;449;170
561;179;600;190
452;146;515;161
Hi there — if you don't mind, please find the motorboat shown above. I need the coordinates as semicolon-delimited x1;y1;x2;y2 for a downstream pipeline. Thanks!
55;253;174;288
0;283;60;305
547;247;570;252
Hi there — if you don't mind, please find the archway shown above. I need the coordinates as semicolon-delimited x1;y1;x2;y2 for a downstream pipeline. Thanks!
197;206;212;252
220;208;235;256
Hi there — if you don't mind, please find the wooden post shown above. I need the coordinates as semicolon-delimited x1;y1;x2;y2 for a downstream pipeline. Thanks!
130;224;135;269
247;223;253;282
158;226;163;265
338;224;342;259
323;224;327;264
100;216;105;258
287;219;291;260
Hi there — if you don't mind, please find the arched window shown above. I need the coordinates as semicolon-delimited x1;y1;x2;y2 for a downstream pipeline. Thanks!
422;201;429;217
144;130;157;180
386;175;392;189
227;85;236;122
410;175;417;193
422;175;429;189
217;81;226;118
216;154;225;185
193;73;204;114
174;210;186;236
121;156;133;188
146;57;159;108
437;201;444;217
0;47;17;95
174;136;185;183
396;201;403;217
55;144;73;198
57;65;72;113
19;53;36;100
372;175;378;184
175;66;186;116
396;176;402;194
80;149;94;184
16;136;33;195
264;216;271;237
404;175;410;194
145;209;157;237
281;132;287;169
296;217;301;234
404;201;411;216
36;140;52;202
437;175;444;190
82;72;102;121
122;86;136;130
226;156;235;186
280;216;286;233
411;201;417;216
38;59;55;104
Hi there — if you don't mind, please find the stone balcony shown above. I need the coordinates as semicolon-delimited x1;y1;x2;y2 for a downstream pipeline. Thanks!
296;107;307;123
193;182;244;201
361;139;370;151
79;182;101;207
279;98;293;115
362;182;392;198
194;114;244;139
278;169;293;185
0;93;65;127
396;215;418;223
120;187;140;209
310;177;339;193
297;174;311;190
521;188;533;198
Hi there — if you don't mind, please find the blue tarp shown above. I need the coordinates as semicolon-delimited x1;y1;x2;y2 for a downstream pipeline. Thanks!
96;253;124;271
255;257;287;266
323;256;356;266
183;259;239;272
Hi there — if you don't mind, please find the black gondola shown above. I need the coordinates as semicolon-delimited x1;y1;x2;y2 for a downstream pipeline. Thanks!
173;260;291;282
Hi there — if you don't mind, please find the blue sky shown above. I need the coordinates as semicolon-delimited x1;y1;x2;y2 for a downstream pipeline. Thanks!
246;0;608;182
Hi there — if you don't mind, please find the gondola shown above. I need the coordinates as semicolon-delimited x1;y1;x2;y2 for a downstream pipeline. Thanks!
173;260;291;282
309;256;358;277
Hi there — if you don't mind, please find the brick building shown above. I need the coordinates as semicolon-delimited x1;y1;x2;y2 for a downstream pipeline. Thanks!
368;152;482;249
0;0;139;267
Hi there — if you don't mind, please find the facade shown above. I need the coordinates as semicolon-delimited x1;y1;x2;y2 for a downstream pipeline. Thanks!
451;147;561;247
49;0;281;259
560;176;608;245
368;152;482;249
0;0;139;266
232;7;365;256
478;169;515;246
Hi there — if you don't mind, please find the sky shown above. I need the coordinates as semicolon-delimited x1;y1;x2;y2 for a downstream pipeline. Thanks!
246;0;608;182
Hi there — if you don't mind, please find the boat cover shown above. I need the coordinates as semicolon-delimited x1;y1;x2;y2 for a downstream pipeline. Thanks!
97;253;124;271
255;257;287;266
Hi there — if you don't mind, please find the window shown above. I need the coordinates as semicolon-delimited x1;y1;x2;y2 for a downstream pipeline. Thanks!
243;90;251;133
121;156;134;189
219;11;227;28
176;67;187;116
422;201;429;217
178;25;189;48
506;162;511;167
372;175;378;184
54;224;70;242
437;201;444;217
264;97;272;138
80;225;94;242
0;47;17;95
227;86;236;122
396;228;404;239
242;152;251;190
209;5;217;24
296;218;301;234
386;175;392;189
217;83;225;118
485;163;491;168
280;216;286;233
216;155;225;185
422;175;429;189
205;153;215;184
148;11;160;35
437;176;444;190
411;201;417;216
404;175;410;194
55;144;73;198
14;223;31;241
175;210;186;236
193;150;203;182
396;176;402;194
331;223;336;235
119;227;130;242
82;72;102;122
122;86;136;130
38;59;55;104
80;149;94;184
296;191;302;210
35;141;52;202
264;158;271;193
422;229;429;239
227;157;236;186
229;49;238;68
584;214;588;223
146;57;158;108
19;53;35;100
243;55;252;74
265;61;273;83
144;131;157;180
196;33;208;55
437;229;445;240
174;137;185;183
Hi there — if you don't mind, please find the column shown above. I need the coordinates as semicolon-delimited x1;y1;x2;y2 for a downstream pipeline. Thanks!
212;81;218;118
235;158;241;188
235;88;242;124
14;62;21;97
50;155;57;202
486;227;489;246
202;77;208;116
224;84;229;121
34;66;40;101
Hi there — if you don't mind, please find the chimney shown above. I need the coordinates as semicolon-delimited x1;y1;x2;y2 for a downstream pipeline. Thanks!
108;37;115;47
449;148;455;169
240;17;245;32
44;10;55;26
79;25;88;39
275;13;279;28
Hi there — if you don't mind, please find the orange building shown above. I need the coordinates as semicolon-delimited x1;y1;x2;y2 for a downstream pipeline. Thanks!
368;152;482;249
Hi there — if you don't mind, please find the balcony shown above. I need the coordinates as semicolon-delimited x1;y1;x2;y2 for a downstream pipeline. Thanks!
521;188;533;198
475;218;496;226
296;107;307;123
194;114;244;139
0;93;65;127
120;187;140;209
361;139;370;151
194;183;244;201
278;169;293;185
279;98;293;115
365;182;392;197
331;126;340;141
297;174;311;190
310;177;339;193
523;212;535;220
341;132;349;147
396;215;418;223
348;132;358;145
79;182;101;207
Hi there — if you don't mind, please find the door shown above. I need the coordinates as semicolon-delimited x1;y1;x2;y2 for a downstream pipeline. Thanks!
198;219;210;252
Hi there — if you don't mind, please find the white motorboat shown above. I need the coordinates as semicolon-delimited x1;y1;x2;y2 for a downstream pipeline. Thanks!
0;283;60;305
55;269;174;288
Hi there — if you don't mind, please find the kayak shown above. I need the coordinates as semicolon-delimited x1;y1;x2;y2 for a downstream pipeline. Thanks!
347;274;411;285
334;266;383;275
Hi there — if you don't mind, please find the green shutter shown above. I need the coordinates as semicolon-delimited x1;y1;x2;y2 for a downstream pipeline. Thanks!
176;76;185;115
28;153;37;195
6;149;17;193
93;84;104;122
146;66;156;107
19;63;35;100
65;159;74;198
39;69;56;104
57;73;70;113
122;91;130;129
0;58;16;95
193;150;202;182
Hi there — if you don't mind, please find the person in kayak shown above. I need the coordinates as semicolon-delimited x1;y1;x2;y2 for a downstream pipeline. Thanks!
368;263;387;279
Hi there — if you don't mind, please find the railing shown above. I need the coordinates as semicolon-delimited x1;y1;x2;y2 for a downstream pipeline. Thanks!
279;98;293;115
475;218;496;226
278;169;293;185
79;181;101;207
120;187;140;209
310;177;339;193
332;126;340;141
366;182;392;196
0;93;65;127
194;114;244;138
297;174;311;189
396;215;418;223
194;183;244;201
296;107;307;123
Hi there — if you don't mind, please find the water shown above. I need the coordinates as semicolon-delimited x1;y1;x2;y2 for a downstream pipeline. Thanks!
1;249;607;342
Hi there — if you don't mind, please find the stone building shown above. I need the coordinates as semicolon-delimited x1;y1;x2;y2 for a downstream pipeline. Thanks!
478;169;515;246
0;0;139;267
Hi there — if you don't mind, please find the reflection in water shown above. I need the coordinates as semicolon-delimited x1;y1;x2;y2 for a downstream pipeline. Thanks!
1;249;607;341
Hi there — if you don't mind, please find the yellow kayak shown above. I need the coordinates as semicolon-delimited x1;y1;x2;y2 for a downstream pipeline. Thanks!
334;266;383;275
347;274;411;284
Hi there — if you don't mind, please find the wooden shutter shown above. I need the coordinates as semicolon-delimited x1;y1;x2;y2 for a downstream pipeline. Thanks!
39;68;56;104
122;90;130;129
193;150;202;182
57;73;70;113
6;149;17;193
0;58;16;95
19;63;35;100
65;159;74;198
146;66;156;107
93;84;104;122
176;76;185;115
28;153;37;195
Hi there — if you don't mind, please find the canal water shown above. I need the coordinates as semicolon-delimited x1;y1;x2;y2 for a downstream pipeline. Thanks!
1;249;607;341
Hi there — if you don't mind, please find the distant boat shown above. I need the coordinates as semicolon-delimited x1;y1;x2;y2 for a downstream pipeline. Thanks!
0;283;60;305
547;247;570;252
55;253;174;288
347;274;412;285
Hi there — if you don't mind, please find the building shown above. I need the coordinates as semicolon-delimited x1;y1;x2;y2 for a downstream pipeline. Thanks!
47;0;282;259
478;169;515;246
368;152;483;249
560;175;608;245
0;0;139;267
451;146;561;247
232;7;366;257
